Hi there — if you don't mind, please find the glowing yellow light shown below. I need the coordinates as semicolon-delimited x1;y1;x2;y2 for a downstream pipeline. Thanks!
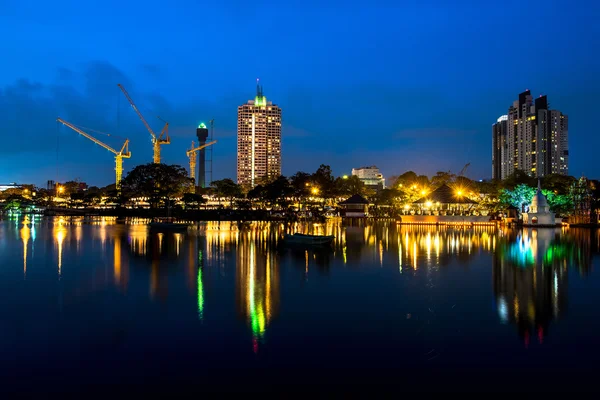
311;187;319;195
425;201;432;208
457;190;463;196
403;204;410;210
57;186;64;194
420;190;426;195
342;175;348;179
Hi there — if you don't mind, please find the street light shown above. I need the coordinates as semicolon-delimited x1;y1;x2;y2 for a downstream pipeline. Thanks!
311;187;319;195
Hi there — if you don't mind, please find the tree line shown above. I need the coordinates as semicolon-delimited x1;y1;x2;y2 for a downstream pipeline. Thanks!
2;163;598;219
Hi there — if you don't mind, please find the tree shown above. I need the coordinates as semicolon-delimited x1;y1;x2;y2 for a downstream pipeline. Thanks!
498;184;536;212
121;163;193;208
247;184;267;207
311;164;335;199
335;175;365;197
542;174;576;195
503;170;536;190
431;171;455;187
263;175;294;209
182;193;206;210
211;179;243;206
289;172;311;200
3;194;27;211
394;171;418;188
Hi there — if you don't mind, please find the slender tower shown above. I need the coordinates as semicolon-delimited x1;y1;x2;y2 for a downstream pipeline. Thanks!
196;123;209;188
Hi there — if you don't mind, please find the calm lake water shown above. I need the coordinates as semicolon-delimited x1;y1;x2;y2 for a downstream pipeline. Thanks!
1;216;600;392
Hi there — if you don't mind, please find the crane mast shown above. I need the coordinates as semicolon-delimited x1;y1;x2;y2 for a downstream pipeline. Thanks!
57;118;131;189
118;83;169;163
187;140;217;183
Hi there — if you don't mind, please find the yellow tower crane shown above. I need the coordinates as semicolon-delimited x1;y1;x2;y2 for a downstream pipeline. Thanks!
187;139;217;182
118;83;169;164
57;118;131;189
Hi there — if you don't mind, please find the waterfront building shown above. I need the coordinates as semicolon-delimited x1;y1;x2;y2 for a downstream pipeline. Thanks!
351;166;385;190
493;90;568;179
237;82;282;188
339;194;369;218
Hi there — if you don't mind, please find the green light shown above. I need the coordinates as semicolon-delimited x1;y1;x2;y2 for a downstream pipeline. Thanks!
197;268;204;320
198;123;207;129
254;96;267;107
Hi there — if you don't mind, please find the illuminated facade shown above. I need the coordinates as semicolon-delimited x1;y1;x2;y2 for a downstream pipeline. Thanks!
351;166;385;189
494;90;568;179
237;82;282;188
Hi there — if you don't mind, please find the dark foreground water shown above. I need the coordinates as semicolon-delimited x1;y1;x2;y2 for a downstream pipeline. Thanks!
1;216;600;393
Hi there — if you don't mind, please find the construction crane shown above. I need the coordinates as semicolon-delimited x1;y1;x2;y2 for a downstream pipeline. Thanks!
117;83;169;164
187;140;217;182
459;163;470;177
57;118;131;189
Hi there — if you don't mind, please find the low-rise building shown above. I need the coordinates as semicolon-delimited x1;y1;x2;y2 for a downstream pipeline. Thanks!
351;166;385;190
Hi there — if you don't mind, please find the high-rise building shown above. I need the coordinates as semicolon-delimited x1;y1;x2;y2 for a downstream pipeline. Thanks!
237;82;282;188
492;115;508;180
493;90;568;180
351;166;385;189
196;123;209;188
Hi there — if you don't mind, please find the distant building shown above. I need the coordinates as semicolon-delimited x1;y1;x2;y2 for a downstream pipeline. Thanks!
196;123;209;188
493;90;568;179
0;183;21;192
352;166;385;190
492;115;508;180
237;82;282;188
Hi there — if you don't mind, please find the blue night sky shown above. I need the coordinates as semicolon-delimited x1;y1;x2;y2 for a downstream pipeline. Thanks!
1;0;598;187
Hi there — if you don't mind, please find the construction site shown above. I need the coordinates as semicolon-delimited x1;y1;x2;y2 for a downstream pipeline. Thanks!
56;83;217;191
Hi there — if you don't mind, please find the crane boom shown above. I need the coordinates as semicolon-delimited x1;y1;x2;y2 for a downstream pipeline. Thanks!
117;84;156;140
57;118;131;188
459;163;471;177
118;83;170;163
187;140;217;184
57;118;123;155
187;140;217;156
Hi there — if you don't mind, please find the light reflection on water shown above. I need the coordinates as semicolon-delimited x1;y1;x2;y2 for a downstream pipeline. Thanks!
0;216;599;387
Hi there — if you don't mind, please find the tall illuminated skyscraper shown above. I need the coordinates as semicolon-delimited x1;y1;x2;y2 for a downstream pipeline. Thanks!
237;82;282;188
493;90;568;180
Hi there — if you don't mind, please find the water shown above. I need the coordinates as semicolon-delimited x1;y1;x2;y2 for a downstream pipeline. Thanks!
1;216;600;392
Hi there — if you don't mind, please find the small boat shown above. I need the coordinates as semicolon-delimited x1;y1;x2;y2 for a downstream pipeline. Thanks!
283;233;335;246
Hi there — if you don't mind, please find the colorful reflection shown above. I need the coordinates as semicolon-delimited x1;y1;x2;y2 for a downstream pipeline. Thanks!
235;231;279;352
493;228;590;345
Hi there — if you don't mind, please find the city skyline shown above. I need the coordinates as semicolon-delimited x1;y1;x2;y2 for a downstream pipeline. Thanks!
1;1;599;187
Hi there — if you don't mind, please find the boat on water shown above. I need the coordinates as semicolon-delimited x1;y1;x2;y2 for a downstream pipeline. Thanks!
148;218;190;232
283;233;335;246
